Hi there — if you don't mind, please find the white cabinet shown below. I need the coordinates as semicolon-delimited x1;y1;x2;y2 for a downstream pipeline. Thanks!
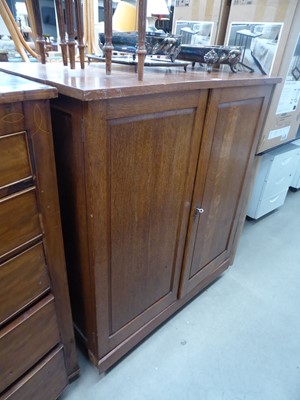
247;143;300;219
290;139;300;190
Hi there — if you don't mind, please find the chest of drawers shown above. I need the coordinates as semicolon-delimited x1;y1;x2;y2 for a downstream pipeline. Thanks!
0;72;78;399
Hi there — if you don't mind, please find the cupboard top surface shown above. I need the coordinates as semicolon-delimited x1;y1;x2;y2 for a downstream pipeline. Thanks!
0;71;57;104
0;63;280;102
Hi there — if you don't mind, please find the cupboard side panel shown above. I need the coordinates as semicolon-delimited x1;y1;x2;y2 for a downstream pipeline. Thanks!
50;99;94;360
24;100;79;377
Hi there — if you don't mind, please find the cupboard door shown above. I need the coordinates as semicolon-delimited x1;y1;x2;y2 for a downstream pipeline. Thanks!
180;86;272;296
86;92;208;357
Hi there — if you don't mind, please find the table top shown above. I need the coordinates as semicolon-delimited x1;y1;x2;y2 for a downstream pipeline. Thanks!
0;71;57;104
0;62;280;102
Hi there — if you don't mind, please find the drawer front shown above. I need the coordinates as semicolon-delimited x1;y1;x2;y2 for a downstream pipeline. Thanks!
0;244;50;326
0;295;60;393
0;103;25;136
291;169;300;188
263;150;299;198
0;132;32;189
255;190;287;219
0;346;68;400
0;188;42;258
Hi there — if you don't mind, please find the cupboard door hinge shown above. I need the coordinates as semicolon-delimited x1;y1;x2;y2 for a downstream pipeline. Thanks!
81;119;85;143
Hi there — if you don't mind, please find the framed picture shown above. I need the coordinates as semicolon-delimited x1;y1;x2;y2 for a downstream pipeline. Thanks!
227;22;283;75
174;20;213;45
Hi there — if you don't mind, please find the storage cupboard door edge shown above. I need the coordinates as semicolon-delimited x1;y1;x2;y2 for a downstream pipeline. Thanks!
180;85;274;297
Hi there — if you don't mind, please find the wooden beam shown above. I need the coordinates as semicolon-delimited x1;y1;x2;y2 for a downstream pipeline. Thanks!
104;0;113;75
74;0;85;69
137;0;147;81
54;0;68;66
30;0;46;64
65;0;76;69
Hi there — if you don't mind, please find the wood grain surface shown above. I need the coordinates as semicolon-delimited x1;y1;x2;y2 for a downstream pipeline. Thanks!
0;63;280;101
0;295;60;392
0;346;68;400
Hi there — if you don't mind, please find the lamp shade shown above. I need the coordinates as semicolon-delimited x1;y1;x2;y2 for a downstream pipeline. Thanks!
113;1;136;32
147;0;169;17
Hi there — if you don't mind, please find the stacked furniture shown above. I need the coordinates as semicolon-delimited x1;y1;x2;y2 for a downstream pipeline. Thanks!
0;72;78;399
0;63;279;373
247;143;300;219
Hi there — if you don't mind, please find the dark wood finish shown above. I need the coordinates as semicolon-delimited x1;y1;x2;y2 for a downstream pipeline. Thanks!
0;56;279;102
0;295;60;392
0;132;32;188
0;103;24;135
96;96;207;351
54;0;68;66
29;0;46;64
0;72;57;105
23;98;78;377
50;99;93;350
180;85;273;296
65;0;76;69
0;188;41;259
0;346;68;400
104;0;113;75
137;0;147;81
0;64;279;372
74;0;85;69
49;84;275;371
0;72;78;397
0;243;50;325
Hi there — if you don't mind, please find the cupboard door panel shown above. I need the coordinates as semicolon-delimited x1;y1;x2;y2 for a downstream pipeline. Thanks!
181;86;272;296
109;110;197;334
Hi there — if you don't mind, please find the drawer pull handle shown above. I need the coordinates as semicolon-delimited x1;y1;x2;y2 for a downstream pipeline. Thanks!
269;195;280;203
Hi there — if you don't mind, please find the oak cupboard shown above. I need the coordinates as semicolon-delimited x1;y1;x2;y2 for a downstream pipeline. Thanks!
0;72;78;399
0;63;279;373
